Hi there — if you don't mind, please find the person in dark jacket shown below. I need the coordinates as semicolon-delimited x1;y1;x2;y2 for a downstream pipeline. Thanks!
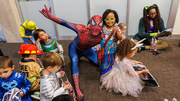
133;4;172;52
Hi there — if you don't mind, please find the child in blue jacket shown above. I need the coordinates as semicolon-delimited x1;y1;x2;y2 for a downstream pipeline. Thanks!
0;56;32;101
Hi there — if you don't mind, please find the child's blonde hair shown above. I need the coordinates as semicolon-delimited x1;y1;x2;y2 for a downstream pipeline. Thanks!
41;52;63;69
117;23;126;29
0;56;14;69
116;38;136;61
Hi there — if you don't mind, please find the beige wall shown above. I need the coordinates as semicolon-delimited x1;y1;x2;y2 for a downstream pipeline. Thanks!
173;1;180;35
0;0;23;43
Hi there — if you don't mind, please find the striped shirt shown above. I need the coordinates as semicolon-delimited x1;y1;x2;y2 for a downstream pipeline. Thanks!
40;72;68;101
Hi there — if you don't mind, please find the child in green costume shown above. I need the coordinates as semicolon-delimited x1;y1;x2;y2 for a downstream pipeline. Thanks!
33;29;65;65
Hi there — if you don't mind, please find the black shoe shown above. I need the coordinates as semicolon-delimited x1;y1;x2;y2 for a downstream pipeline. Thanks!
138;45;145;53
153;51;160;55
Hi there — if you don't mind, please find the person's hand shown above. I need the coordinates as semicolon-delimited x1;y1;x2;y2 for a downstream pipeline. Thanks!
86;24;90;29
36;38;41;43
29;36;33;39
165;32;172;36
60;51;64;54
64;83;71;90
114;26;119;32
114;26;123;40
60;71;65;77
39;5;52;19
142;69;149;74
19;90;24;96
134;61;143;65
158;32;172;37
157;32;165;37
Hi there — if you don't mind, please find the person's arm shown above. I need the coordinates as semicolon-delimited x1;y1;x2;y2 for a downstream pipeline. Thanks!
20;74;31;96
56;71;65;79
56;41;64;54
114;26;122;40
40;5;79;34
130;60;143;65
34;63;41;77
19;26;33;39
125;63;138;76
35;40;43;51
149;18;166;37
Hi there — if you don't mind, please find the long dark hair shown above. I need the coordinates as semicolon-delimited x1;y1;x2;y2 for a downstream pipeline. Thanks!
102;9;119;26
143;4;161;32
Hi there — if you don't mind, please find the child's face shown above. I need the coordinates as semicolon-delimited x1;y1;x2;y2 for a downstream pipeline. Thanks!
0;66;14;79
104;12;116;27
121;26;127;34
148;8;157;19
50;65;61;73
38;31;49;41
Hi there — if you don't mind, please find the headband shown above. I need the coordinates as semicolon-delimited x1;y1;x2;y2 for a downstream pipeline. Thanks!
131;38;146;50
144;4;156;12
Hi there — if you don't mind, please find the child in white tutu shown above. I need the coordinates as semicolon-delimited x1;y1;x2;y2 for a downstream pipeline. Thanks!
100;38;149;97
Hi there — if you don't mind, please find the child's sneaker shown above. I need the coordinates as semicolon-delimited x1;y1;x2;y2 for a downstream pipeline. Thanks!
31;91;40;100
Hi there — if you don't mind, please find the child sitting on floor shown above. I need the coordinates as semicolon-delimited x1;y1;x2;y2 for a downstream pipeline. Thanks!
40;52;71;101
33;29;65;65
0;56;32;101
100;38;150;97
18;44;44;100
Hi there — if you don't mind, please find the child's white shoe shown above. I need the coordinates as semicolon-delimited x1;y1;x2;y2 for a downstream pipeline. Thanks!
31;91;40;100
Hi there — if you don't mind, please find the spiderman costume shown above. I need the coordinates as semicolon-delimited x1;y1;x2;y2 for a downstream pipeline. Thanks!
40;5;103;100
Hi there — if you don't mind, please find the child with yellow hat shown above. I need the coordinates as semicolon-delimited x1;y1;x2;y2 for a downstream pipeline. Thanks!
19;21;38;44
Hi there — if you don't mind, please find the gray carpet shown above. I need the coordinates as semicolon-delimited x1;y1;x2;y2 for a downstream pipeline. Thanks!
0;39;179;101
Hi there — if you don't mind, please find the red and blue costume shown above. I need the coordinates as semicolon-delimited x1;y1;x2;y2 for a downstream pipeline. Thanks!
40;5;103;100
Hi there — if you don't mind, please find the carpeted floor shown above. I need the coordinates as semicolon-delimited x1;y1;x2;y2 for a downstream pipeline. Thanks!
0;39;179;101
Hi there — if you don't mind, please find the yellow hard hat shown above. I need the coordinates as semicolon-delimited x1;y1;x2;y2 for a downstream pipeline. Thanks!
26;21;36;30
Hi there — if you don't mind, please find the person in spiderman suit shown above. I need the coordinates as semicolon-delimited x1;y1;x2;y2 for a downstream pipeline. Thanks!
40;5;103;100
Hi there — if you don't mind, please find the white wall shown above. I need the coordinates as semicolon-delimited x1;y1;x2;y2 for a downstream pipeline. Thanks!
53;0;88;40
173;1;180;35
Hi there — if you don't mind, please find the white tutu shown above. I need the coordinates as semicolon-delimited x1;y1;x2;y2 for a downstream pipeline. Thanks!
100;57;144;97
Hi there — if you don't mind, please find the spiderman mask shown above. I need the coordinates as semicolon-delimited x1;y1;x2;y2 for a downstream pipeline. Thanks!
89;15;103;36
